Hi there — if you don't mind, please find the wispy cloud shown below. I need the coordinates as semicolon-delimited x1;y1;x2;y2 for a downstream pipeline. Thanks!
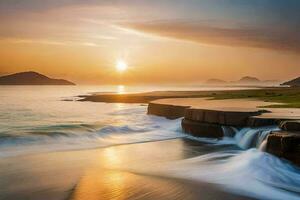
79;42;99;47
92;35;117;40
2;38;67;45
0;38;103;47
119;20;300;53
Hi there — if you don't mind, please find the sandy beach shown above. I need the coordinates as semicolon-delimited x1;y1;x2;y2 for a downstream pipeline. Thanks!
0;139;254;200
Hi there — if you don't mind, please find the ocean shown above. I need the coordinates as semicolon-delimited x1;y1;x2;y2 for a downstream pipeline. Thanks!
0;85;300;200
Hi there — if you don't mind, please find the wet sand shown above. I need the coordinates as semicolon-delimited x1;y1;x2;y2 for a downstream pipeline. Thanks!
0;139;253;200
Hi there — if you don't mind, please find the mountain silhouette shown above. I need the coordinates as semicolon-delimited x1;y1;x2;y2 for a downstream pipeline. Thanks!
281;77;300;87
0;71;75;85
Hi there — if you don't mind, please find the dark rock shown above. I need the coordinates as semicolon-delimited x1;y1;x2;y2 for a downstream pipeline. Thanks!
184;108;261;126
181;119;224;138
147;103;190;119
266;131;300;166
280;121;300;132
247;116;279;127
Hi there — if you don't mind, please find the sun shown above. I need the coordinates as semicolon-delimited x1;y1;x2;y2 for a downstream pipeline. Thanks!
116;60;128;72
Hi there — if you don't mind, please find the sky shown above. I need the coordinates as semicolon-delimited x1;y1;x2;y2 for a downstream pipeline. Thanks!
0;0;300;84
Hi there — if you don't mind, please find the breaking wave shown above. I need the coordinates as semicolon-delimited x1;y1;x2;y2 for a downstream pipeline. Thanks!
0;106;183;158
138;149;300;200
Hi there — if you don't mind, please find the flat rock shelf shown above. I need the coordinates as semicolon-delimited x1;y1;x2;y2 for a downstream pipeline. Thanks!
147;98;300;166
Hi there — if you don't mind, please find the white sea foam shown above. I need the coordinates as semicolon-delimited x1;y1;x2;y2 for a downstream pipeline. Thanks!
234;126;279;150
126;149;300;200
0;105;183;158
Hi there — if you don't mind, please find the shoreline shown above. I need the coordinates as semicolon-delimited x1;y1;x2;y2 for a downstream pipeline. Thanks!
78;87;300;166
147;98;300;166
79;87;300;108
0;138;254;200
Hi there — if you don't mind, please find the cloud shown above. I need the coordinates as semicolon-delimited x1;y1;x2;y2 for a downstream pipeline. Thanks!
0;38;103;47
1;0;300;53
119;20;300;53
1;38;67;45
0;0;114;12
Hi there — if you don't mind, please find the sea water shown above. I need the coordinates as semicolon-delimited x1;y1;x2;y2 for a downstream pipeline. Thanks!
0;85;300;200
0;85;184;157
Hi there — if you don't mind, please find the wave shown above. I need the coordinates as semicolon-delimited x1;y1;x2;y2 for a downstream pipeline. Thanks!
182;149;300;200
183;126;280;151
124;149;300;200
111;125;299;200
99;125;155;134
0;108;184;157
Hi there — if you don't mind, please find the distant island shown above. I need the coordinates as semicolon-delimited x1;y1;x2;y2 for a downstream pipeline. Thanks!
237;76;260;84
281;77;300;87
0;71;75;85
205;79;227;85
205;76;279;86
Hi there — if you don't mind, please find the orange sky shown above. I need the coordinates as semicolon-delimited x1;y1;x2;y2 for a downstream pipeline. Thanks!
0;1;299;84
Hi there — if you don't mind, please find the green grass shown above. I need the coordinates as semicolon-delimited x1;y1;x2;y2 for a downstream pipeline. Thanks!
209;87;300;108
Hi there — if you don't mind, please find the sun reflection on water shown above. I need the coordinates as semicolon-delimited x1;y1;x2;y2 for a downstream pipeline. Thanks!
103;147;122;168
117;85;125;94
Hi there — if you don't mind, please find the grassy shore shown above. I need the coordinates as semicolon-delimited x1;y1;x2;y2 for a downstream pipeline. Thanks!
209;87;300;108
80;87;300;108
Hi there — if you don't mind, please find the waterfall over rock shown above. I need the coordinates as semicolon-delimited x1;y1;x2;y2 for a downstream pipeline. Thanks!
221;126;238;137
223;126;280;150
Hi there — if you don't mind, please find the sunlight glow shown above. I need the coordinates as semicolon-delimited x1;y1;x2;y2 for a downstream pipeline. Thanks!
116;60;128;72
